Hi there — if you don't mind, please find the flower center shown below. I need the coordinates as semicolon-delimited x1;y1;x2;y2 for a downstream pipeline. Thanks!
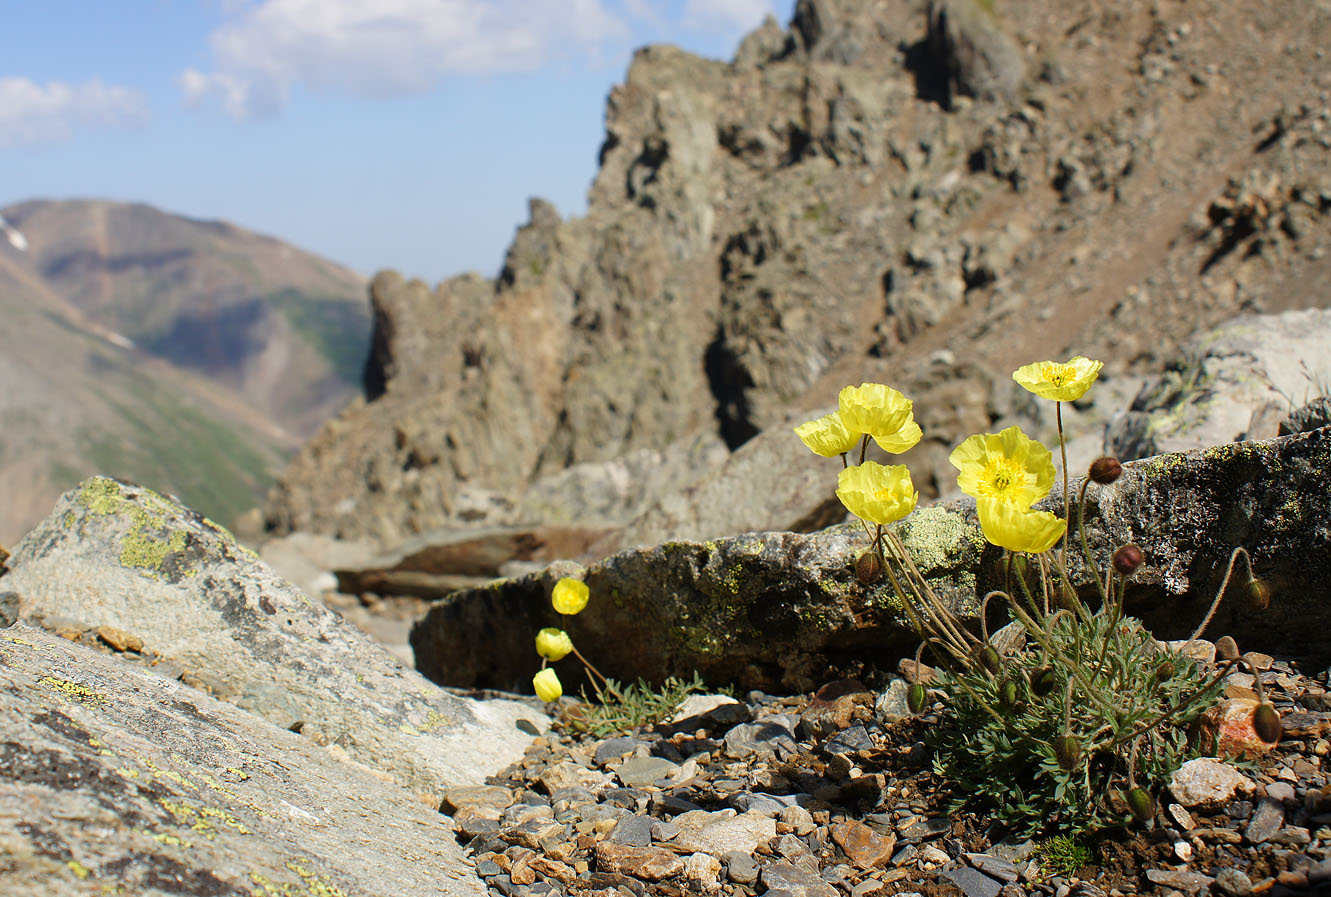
873;487;894;502
1042;363;1075;386
980;457;1025;500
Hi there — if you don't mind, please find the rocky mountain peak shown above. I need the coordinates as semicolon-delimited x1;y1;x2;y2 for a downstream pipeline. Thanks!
266;0;1331;549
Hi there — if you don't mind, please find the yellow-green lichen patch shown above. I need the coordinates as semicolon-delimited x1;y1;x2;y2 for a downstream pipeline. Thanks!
77;477;201;577
67;860;91;880
79;477;126;517
153;832;193;848
897;505;976;572
40;676;105;705
144;758;198;791
159;799;250;837
288;861;349;897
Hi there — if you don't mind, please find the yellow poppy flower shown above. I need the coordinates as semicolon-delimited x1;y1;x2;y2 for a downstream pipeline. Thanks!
836;462;918;525
950;426;1056;507
532;668;562;702
535;628;574;661
551;578;589;615
873;416;923;454
977;499;1066;553
838;383;916;443
1012;356;1104;402
795;411;860;457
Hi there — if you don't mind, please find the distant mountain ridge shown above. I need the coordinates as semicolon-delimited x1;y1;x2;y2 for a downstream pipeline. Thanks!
0;198;371;543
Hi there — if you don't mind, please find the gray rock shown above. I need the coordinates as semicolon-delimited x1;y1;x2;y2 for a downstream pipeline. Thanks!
608;813;655;847
0;624;482;897
724;850;760;884
725;720;801;757
761;861;839;897
1106;308;1331;461
927;0;1025;104
615;757;679;788
0;591;18;628
940;867;1002;897
1280;396;1331;435
1;477;543;803
413;427;1331;691
1213;867;1254;897
595;736;641;766
1245;797;1284;844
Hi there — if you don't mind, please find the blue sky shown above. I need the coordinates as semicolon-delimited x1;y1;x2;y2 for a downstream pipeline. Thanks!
0;0;783;284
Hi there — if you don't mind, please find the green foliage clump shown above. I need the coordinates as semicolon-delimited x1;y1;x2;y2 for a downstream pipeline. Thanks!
565;673;712;738
929;596;1223;836
1034;834;1092;877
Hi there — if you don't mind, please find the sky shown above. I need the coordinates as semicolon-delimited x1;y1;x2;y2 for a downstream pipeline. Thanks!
0;0;784;284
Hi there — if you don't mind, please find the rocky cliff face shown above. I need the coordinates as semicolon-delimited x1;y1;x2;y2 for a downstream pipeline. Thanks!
266;0;1331;549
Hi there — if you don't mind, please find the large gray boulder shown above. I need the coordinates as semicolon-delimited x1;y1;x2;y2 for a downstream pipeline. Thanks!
0;623;483;897
412;427;1331;693
1106;308;1331;461
1;477;544;804
927;0;1025;104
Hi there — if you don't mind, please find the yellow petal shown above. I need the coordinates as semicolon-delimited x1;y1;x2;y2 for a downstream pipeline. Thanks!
872;417;923;454
532;668;562;703
949;426;1055;507
836;462;918;526
535;628;574;661
977;500;1067;553
1012;356;1104;402
551;578;589;615
838;383;914;441
795;411;860;457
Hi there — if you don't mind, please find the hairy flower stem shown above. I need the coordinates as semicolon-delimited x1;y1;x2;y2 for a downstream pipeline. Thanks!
570;644;614;699
1187;547;1251;641
881;535;973;664
886;530;978;655
1075;479;1109;607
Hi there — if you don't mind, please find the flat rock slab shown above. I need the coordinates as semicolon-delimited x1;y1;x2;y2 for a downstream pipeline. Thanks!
413;428;1331;692
1;477;545;802
0;623;483;897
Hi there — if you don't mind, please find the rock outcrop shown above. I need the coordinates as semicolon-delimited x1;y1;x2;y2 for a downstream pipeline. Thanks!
0;624;485;897
1;477;544;804
264;0;1331;556
1106;308;1331;461
412;427;1331;694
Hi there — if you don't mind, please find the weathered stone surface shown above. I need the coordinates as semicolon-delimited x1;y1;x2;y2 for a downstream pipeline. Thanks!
1169;758;1256;811
927;0;1025;104
413;428;1331;692
1106;308;1331;461
671;809;777;857
1;477;544;802
0;623;482;897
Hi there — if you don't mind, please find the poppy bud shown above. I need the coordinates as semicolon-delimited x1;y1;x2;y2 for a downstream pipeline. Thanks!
1088;456;1123;485
1112;544;1144;575
976;644;1002;675
907;682;928;714
999;680;1021;712
1030;666;1058;697
855;550;883;584
1253;703;1282;744
1154;661;1176;683
1246;577;1272;610
1215;635;1240;662
1126;787;1155;823
1054;735;1081;771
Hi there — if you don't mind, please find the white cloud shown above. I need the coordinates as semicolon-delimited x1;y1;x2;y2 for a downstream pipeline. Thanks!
0;77;149;149
184;0;631;120
682;0;777;32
